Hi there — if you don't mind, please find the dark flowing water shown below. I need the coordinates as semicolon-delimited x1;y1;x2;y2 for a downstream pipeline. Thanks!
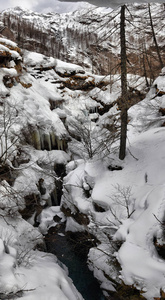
45;228;106;300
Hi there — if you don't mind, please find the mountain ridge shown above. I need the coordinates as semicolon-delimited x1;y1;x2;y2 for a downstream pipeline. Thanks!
0;4;164;79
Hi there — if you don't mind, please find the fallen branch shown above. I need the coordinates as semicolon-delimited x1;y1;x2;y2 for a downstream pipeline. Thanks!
0;288;35;299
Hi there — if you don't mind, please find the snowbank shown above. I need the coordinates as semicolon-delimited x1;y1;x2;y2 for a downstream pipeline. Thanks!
61;72;165;299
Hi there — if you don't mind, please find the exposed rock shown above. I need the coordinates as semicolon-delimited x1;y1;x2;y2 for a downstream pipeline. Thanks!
108;165;123;171
0;165;15;185
53;214;62;222
93;202;106;212
20;193;42;221
0;24;15;41
49;98;64;110
61;205;90;226
107;284;146;300
159;107;165;116
66;230;99;258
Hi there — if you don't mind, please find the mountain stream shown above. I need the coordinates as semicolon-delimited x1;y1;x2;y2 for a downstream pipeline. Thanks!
45;226;106;300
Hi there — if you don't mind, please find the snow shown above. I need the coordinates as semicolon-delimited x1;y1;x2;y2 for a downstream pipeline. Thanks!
1;28;165;300
0;39;84;300
16;251;84;300
31;148;70;166
61;71;165;299
117;243;165;298
0;43;21;60
63;161;91;213
39;206;66;234
56;59;85;75
10;76;68;139
0;67;17;97
154;75;165;92
65;217;85;232
0;43;11;52
23;50;56;68
0;37;17;48
23;51;85;76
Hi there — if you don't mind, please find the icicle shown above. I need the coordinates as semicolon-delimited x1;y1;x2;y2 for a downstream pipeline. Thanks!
57;138;63;150
40;130;44;150
61;139;63;150
50;132;56;149
32;129;41;150
46;195;53;207
43;133;51;151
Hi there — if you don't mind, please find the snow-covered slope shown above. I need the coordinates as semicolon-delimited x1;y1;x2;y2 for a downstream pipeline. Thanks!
1;3;164;76
60;68;165;299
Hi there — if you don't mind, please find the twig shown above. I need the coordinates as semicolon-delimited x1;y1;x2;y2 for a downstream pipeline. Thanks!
153;213;165;226
0;288;35;299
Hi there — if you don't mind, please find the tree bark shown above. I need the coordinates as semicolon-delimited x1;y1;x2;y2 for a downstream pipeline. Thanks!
119;5;128;160
148;4;164;70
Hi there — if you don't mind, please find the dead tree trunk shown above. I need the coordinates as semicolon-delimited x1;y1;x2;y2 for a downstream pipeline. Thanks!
119;5;128;160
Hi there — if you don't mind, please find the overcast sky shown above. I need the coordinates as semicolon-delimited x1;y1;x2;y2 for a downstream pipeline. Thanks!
0;0;92;14
1;0;165;14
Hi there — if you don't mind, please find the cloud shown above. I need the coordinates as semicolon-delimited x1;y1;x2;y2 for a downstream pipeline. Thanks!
34;0;90;13
0;0;90;14
58;0;165;9
9;0;38;10
1;0;35;12
2;0;164;14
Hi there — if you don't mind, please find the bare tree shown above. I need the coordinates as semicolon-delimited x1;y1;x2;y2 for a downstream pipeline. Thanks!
148;3;164;70
119;5;128;160
68;115;118;160
0;102;19;166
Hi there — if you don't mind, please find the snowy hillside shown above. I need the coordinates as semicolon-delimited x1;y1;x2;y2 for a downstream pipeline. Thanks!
0;26;165;300
59;67;165;299
1;3;165;76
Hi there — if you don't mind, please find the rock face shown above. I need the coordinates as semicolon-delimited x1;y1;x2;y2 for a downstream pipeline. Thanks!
0;21;15;41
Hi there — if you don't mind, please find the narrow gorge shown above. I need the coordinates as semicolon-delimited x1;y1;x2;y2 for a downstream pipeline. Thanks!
0;3;165;299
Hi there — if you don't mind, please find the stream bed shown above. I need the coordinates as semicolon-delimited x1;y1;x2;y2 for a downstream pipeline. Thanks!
45;227;106;300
